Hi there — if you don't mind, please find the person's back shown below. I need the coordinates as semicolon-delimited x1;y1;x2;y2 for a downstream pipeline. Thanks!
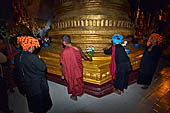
60;35;84;101
115;44;132;72
14;51;48;96
13;36;52;113
61;46;83;71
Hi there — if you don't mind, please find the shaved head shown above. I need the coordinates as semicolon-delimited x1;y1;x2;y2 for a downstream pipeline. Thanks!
62;35;71;44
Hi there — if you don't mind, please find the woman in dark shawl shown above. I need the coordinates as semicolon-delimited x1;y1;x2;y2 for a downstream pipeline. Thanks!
13;36;52;113
104;34;132;95
137;33;163;89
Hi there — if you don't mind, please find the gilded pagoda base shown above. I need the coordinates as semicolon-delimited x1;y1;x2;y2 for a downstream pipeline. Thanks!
39;45;143;85
39;43;143;97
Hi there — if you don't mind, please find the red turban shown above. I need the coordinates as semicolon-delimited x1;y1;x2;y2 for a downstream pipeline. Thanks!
147;33;163;47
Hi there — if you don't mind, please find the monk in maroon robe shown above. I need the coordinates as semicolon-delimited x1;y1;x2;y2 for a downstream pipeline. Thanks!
60;35;90;101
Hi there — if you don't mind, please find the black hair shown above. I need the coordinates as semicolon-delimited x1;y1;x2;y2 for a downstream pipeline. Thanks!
61;34;71;44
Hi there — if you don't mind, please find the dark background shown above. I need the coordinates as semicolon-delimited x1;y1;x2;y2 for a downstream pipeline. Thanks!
0;0;169;23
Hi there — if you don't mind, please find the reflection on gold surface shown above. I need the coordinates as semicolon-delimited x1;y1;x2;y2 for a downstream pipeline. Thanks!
39;0;143;85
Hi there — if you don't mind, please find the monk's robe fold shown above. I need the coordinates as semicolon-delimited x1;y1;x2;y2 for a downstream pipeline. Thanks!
60;46;84;96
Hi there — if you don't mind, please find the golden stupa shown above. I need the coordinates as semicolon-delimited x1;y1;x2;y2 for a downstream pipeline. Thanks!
39;0;143;85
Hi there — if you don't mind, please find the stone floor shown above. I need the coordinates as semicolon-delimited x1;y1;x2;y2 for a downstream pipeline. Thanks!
7;57;170;113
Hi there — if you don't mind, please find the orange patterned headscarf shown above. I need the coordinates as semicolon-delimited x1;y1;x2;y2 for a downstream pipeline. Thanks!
147;33;163;47
17;36;40;51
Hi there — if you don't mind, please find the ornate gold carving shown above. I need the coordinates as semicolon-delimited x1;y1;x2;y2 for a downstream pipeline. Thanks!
79;20;82;26
109;20;112;26
85;20;88;26
105;20;108;26
77;20;80;26
101;20;104;27
97;20;100;26
52;19;133;30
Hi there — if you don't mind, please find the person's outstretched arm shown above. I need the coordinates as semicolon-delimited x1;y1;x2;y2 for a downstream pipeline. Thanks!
77;46;92;61
104;46;112;55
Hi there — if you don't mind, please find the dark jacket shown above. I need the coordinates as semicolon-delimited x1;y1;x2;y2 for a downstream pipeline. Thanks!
13;51;49;97
104;44;132;72
139;45;162;75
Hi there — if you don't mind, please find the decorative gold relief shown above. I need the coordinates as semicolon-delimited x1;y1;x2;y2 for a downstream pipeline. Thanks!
81;20;84;26
101;20;104;26
89;20;92;26
97;20;100;26
105;20;108;26
85;20;88;26
71;20;74;27
93;20;96;26
67;20;70;27
53;19;135;29
74;20;77;27
109;20;112;26
77;20;80;26
113;20;116;27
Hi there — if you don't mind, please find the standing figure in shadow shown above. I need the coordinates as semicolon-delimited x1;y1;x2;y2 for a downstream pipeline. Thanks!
0;52;12;113
13;36;52;113
137;33;163;89
103;34;132;95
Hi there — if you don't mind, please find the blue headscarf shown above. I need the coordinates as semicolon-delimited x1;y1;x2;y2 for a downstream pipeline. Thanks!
112;34;123;44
